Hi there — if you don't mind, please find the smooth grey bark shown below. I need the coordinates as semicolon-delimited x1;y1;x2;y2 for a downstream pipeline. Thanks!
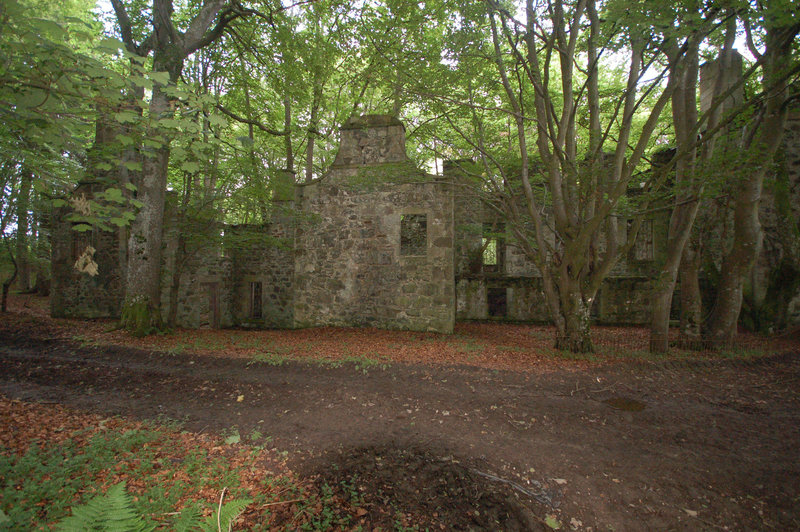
111;0;242;335
704;23;799;347
649;17;736;353
15;168;31;292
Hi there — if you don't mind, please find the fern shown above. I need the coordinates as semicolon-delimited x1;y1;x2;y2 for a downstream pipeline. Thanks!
199;498;252;532
172;503;201;532
55;482;153;532
54;482;251;532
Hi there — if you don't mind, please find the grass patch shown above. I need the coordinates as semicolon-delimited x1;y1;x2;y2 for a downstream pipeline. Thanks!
309;354;391;374
248;351;290;366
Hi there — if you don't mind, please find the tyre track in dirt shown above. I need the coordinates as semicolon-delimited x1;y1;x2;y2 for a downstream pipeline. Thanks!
1;335;799;530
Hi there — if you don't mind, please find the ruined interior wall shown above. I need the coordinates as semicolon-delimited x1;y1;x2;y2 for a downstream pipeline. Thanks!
50;183;123;319
294;166;454;333
228;218;294;328
452;186;668;323
158;211;234;329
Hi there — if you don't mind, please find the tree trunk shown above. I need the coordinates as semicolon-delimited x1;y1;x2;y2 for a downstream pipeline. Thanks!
15;169;31;292
678;242;703;347
704;24;797;347
1;244;17;312
554;282;594;353
304;81;322;183
122;87;171;336
167;232;185;328
555;301;594;353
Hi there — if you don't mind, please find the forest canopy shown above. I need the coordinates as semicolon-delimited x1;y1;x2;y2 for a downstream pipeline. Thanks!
1;0;798;351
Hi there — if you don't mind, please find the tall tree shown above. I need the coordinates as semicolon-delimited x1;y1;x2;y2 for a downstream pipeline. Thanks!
110;0;248;335
431;0;695;351
704;12;800;347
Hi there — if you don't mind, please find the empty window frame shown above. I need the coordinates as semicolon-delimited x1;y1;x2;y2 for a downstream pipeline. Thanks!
249;281;263;319
482;222;505;272
400;214;427;256
630;219;654;261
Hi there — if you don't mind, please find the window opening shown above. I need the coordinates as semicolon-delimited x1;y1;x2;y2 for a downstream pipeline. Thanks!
400;214;427;256
482;222;504;272
250;281;263;319
630;219;654;261
487;287;507;317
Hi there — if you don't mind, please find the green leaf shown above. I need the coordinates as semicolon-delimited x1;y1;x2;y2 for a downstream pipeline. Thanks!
224;432;240;445
110;217;129;227
158;118;182;129
55;482;153;532
149;71;171;85
181;161;200;173
123;161;142;172
32;18;67;40
102;188;125;203
116;134;135;146
97;37;124;52
124;183;138;192
544;515;561;529
52;199;67;208
72;224;93;232
115;111;139;124
207;114;227;127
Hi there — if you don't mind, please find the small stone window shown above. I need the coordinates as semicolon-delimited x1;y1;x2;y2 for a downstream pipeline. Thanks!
631;219;654;261
400;214;427;256
482;223;505;273
249;281;262;319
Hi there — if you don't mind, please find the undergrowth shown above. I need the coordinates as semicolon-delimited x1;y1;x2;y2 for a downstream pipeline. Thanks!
0;419;365;530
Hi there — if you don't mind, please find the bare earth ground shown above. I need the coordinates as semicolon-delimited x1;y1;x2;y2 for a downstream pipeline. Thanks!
1;294;799;531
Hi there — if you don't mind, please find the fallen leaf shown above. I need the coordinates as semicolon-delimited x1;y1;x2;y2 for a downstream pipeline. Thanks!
237;395;244;402
684;509;698;517
552;478;567;485
545;514;561;529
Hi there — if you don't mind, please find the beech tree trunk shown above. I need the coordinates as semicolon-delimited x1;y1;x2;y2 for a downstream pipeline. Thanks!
15;169;31;292
678;243;703;347
555;287;594;353
704;23;798;347
122;86;172;335
112;0;242;336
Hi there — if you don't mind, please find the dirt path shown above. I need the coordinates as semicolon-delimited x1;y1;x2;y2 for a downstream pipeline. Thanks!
1;329;799;530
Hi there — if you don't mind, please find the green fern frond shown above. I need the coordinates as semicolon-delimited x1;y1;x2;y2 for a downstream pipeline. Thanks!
199;498;252;532
55;482;153;532
172;503;201;532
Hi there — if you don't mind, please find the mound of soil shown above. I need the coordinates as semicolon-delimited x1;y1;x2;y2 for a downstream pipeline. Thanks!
314;445;554;531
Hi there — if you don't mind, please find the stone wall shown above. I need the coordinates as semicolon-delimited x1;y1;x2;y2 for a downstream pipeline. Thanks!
294;116;454;333
228;217;294;328
50;182;124;319
294;174;454;333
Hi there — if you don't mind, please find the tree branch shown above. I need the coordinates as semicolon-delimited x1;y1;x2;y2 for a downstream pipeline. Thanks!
215;104;285;136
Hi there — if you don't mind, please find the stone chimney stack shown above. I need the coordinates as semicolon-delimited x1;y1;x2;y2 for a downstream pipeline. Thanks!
332;114;409;167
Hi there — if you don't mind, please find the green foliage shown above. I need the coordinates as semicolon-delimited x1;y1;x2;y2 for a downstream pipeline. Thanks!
55;482;153;532
0;422;267;530
199;495;252;532
248;351;289;366
54;481;252;532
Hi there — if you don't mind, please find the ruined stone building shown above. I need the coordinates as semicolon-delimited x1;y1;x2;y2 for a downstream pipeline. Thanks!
52;108;800;333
